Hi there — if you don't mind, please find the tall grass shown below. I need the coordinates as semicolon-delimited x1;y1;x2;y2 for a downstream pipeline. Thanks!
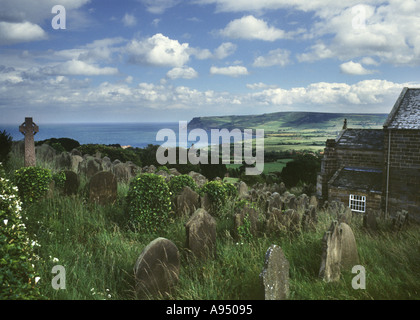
5;148;419;300
20;186;420;300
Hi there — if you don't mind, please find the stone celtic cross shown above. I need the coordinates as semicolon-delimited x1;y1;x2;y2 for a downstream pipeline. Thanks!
19;117;39;167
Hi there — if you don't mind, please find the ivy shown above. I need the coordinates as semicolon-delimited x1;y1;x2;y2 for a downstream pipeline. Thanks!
126;173;172;233
168;174;197;197
14;167;52;206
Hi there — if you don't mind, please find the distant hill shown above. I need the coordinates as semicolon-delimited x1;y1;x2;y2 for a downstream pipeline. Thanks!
188;112;388;133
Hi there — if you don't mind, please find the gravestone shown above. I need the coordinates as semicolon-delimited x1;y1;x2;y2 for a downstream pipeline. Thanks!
339;222;359;270
234;204;259;238
238;181;249;199
260;244;290;300
176;186;200;216
301;205;318;231
19;117;39;167
363;210;377;231
319;220;342;282
185;208;217;259
63;170;79;196
319;221;359;282
134;237;180;299
88;171;117;205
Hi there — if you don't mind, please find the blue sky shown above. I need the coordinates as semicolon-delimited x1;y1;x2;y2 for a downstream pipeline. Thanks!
1;0;420;123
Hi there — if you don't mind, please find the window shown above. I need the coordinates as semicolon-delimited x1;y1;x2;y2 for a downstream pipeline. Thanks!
349;194;366;213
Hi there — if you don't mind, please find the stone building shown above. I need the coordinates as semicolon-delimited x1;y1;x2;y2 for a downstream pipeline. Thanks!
317;88;420;222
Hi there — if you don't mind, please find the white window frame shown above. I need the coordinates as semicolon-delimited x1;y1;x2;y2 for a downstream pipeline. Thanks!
349;194;366;213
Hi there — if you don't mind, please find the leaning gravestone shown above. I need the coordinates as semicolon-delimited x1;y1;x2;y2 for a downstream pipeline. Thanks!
185;208;217;259
19;117;39;167
319;220;342;282
134;237;180;299
63;170;79;196
88;171;117;205
260;244;290;300
319;221;359;282
176;186;200;216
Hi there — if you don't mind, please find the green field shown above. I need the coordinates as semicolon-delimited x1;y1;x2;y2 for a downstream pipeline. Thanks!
190;111;388;154
226;158;293;175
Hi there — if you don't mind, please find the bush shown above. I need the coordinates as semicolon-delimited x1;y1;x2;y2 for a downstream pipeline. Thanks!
52;171;66;190
200;181;228;215
281;154;321;188
222;182;237;199
78;144;142;167
14;167;52;205
0;164;42;299
0;130;13;165
36;137;80;152
126;173;172;233
168;174;197;197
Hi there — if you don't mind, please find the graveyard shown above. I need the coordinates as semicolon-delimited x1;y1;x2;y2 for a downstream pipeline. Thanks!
1;123;419;300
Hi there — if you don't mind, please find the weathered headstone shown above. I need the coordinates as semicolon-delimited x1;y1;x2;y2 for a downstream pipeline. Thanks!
266;192;282;213
185;208;217;259
176;186;200;216
234;204;259;238
238;181;249;199
63;170;79;196
79;156;104;179
19;117;39;167
363;210;377;231
319;220;342;282
88;171;117;205
339;222;359;270
301;205;318;231
134;237;180;299
393;210;409;231
319;221;359;282
260;244;290;300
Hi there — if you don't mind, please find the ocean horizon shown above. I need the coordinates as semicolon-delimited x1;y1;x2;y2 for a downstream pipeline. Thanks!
1;122;183;149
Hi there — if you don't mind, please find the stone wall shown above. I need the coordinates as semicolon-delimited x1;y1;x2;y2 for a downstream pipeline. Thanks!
328;186;382;214
383;129;420;222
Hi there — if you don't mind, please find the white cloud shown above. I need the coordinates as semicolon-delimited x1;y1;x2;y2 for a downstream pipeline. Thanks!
253;49;291;67
249;79;412;110
339;61;376;75
138;0;179;14
122;13;137;27
213;42;237;59
126;33;190;67
246;82;277;90
219;15;287;41
43;60;119;76
166;66;198;79
0;21;47;45
210;65;249;77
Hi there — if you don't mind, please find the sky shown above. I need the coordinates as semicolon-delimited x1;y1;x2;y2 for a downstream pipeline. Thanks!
1;0;420;124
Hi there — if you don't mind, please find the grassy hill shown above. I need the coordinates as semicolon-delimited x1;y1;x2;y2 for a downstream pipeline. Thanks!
189;111;387;132
189;112;388;153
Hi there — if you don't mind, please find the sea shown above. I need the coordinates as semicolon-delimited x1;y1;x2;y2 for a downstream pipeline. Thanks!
1;122;184;149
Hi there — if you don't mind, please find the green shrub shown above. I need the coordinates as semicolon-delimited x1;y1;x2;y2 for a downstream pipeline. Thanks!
222;182;237;199
14;167;52;205
200;181;228;215
78;144;142;167
126;173;172;233
0;164;42;299
52;171;66;190
168;174;197;197
0;130;13;165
